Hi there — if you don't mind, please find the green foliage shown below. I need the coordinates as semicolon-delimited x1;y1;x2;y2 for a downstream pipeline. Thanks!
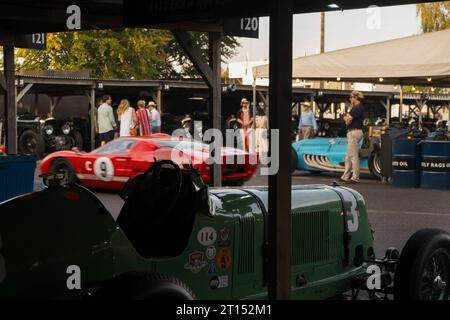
15;29;239;80
166;32;239;78
417;2;450;33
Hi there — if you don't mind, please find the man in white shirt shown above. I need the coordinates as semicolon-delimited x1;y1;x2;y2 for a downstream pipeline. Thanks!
148;101;161;133
97;95;117;145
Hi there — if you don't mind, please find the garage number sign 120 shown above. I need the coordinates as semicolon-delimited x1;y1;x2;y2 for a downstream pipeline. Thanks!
223;17;259;39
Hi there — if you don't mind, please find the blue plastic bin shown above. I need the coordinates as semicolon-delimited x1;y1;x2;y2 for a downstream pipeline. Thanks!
0;155;37;203
420;141;450;190
392;139;420;188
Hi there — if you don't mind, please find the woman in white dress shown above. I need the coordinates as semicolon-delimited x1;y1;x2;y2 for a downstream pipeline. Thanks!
117;99;137;137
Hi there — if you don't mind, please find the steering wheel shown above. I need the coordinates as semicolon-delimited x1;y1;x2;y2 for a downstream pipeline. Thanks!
130;160;183;228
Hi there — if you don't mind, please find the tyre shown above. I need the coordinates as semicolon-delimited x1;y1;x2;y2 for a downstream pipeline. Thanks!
71;131;84;150
368;151;382;180
95;272;195;300
50;158;78;184
18;130;45;158
394;229;450;300
291;147;298;174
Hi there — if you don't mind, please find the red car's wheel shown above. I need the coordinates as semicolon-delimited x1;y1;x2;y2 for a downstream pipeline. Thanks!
50;158;78;185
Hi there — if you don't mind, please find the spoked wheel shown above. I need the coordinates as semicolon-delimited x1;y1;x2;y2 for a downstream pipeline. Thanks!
419;249;450;300
18;130;45;158
394;229;450;300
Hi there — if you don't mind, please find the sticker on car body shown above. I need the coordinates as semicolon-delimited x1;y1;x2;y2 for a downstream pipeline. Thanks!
93;157;115;182
197;227;217;246
210;275;229;289
217;248;232;270
206;246;216;260
184;251;207;274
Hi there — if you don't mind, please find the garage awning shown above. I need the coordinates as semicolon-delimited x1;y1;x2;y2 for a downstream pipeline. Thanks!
253;28;450;86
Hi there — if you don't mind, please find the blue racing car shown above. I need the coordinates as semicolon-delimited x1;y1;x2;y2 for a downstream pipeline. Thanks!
291;131;382;179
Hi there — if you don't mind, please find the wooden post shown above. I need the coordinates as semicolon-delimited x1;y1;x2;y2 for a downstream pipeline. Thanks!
89;87;96;151
399;85;404;121
157;87;162;115
268;0;293;300
3;45;17;155
209;31;222;187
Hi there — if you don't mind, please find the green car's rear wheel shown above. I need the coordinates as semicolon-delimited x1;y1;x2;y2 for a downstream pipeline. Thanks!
394;229;450;300
95;272;195;300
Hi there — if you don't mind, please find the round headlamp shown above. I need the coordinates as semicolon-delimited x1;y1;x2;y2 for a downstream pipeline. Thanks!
44;125;54;135
62;123;71;135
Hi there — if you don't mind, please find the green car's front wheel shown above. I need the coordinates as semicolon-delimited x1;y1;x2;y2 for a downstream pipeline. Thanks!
394;229;450;300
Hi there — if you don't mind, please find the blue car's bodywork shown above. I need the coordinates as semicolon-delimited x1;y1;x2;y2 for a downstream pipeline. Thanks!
292;137;373;175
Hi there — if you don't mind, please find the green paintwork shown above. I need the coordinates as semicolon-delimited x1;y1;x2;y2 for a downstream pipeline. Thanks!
0;171;374;299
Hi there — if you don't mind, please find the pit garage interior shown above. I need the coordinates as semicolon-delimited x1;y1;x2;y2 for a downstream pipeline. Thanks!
5;71;422;153
0;0;446;299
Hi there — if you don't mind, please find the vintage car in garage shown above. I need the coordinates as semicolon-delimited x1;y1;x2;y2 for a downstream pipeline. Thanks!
17;113;84;158
39;135;258;189
0;160;449;300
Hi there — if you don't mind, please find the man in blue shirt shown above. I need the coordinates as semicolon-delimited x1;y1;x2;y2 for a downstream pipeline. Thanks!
297;104;317;140
341;91;365;183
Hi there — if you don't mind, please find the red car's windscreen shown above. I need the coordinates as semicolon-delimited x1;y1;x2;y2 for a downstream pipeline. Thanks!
91;139;138;155
156;140;207;151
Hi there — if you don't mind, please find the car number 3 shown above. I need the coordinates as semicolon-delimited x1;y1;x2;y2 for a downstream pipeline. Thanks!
0;232;6;283
339;189;359;232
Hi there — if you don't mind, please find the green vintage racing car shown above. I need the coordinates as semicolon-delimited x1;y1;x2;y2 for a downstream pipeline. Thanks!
0;160;449;300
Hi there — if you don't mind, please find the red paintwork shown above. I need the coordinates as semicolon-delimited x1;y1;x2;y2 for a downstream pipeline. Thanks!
0;145;5;155
39;136;258;190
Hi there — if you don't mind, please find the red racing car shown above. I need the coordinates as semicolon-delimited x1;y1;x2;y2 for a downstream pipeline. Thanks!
39;135;258;189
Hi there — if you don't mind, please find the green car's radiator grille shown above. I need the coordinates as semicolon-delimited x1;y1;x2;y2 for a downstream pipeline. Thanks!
238;213;255;274
291;210;340;265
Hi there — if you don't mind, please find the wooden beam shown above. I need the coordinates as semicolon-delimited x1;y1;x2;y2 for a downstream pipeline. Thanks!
89;88;96;151
171;30;214;87
0;74;6;92
386;98;391;125
157;88;162;115
208;31;222;187
257;91;268;106
268;0;293;300
4;45;17;154
16;83;34;103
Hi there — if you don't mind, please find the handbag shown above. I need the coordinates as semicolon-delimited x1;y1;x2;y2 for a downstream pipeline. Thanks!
130;125;138;136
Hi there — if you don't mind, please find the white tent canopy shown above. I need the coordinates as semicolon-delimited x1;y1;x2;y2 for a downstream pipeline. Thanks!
253;29;450;86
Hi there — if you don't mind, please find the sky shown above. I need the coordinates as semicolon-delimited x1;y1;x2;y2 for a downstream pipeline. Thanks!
230;4;422;62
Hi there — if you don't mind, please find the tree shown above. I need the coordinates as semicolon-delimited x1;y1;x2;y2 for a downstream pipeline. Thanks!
417;2;450;33
165;32;239;78
16;29;173;79
16;29;239;80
